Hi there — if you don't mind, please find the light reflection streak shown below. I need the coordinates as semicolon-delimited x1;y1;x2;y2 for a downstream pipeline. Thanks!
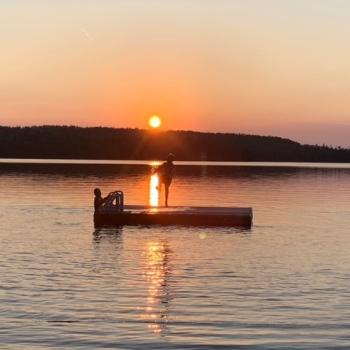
149;173;160;207
140;241;171;335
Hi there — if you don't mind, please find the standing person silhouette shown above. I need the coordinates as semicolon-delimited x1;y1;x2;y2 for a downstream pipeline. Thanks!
154;153;175;207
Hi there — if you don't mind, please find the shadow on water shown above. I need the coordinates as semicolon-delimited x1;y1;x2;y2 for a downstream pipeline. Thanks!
93;226;124;244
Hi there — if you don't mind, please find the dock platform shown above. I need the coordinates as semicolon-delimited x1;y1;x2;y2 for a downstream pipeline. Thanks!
94;205;253;228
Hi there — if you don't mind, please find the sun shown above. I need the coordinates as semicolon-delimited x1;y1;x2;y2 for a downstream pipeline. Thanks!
148;115;162;129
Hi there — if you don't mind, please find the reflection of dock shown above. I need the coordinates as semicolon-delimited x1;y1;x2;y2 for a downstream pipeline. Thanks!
94;205;252;227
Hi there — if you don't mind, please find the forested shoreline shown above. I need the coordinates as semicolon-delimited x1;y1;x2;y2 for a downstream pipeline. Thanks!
0;125;349;162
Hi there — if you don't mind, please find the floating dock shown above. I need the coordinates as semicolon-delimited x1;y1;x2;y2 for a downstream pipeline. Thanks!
94;205;253;228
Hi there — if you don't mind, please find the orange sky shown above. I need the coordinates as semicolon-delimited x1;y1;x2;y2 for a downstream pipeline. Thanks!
1;1;350;146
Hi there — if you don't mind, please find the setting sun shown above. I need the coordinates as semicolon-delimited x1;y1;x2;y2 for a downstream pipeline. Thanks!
148;115;162;129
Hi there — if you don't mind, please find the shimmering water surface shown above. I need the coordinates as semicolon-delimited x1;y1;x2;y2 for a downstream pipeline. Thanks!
1;161;350;349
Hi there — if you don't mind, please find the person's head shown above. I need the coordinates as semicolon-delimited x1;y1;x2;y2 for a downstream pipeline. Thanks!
167;153;175;163
94;188;102;197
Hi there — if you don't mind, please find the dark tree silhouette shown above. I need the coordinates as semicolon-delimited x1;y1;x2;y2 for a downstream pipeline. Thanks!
0;125;349;162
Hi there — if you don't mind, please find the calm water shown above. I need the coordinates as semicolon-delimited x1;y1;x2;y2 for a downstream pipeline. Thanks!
1;161;350;349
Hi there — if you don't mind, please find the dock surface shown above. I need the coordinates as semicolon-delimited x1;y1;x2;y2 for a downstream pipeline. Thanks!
94;205;253;227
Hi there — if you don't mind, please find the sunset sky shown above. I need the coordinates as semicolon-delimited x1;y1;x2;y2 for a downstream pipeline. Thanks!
1;0;350;147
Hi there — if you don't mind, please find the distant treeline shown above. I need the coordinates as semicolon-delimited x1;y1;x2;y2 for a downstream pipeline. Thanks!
0;125;349;162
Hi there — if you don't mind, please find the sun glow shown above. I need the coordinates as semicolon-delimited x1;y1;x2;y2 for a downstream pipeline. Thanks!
148;115;162;129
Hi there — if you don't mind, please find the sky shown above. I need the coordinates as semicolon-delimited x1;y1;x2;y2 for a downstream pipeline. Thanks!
1;0;350;147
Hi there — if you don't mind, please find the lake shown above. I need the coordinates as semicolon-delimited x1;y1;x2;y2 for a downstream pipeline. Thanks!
1;160;350;349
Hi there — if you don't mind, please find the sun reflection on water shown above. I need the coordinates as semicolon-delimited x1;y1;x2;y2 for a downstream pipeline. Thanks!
149;174;160;207
140;241;171;335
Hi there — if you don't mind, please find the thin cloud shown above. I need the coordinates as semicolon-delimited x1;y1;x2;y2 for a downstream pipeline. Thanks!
80;28;93;41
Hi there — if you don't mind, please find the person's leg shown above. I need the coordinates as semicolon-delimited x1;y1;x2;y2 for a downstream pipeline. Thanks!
164;184;169;207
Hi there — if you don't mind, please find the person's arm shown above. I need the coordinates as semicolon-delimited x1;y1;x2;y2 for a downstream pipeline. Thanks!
153;163;165;174
101;193;112;204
